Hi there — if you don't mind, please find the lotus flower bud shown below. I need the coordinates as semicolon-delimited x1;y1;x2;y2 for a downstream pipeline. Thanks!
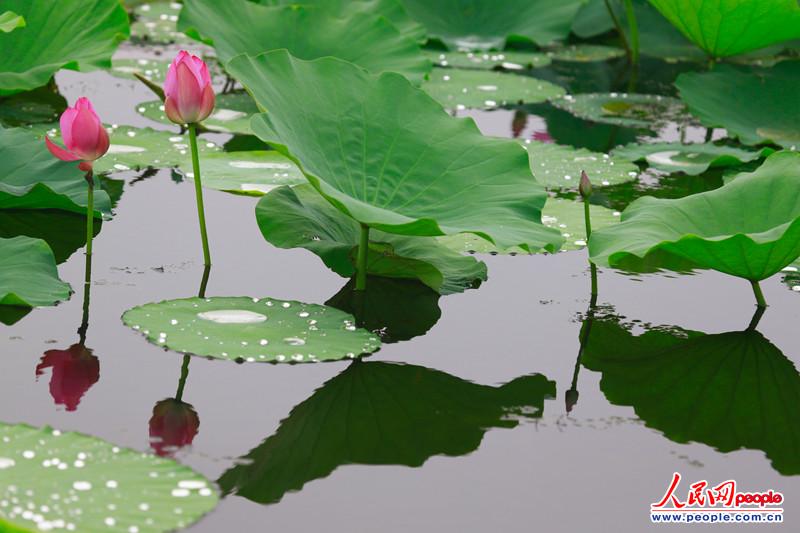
44;97;109;171
565;388;579;413
149;398;200;457
579;170;592;199
35;344;100;412
164;50;215;125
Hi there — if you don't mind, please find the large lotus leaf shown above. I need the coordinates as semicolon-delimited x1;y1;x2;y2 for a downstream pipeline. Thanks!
400;0;585;50
123;296;382;363
0;422;218;532
648;0;800;58
228;51;564;253
0;127;111;217
179;0;430;85
136;92;259;135
0;0;129;95
131;1;194;45
0;85;66;127
0;236;71;307
582;315;800;475
255;184;487;294
0;11;24;33
439;197;620;254
589;151;800;281
425;49;551;70
522;140;638;189
422;68;565;110
325;277;441;343
571;0;615;39
0;210;100;264
613;142;773;176
676;62;800;149
200;152;304;196
219;361;555;504
550;93;688;128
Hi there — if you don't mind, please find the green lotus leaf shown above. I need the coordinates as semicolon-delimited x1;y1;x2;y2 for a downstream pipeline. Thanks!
589;151;800;281
228;51;564;253
123;296;382;363
676;62;800;149
0;210;101;264
130;1;194;45
0;0;129;95
546;44;626;63
550;93;687;128
0;305;30;326
0;86;66;127
0;422;218;532
400;0;585;50
422;68;565;110
0;236;71;308
648;0;800;58
109;57;170;83
218;360;555;504
425;49;551;70
781;260;800;294
0;11;24;33
571;0;614;39
325;277;441;343
255;184;487;294
137;92;259;134
439;197;620;254
179;0;430;85
522;140;638;188
613;142;773;176
582;314;800;475
200;151;304;195
0;127;110;217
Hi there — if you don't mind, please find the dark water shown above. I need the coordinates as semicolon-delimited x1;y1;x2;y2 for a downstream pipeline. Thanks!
1;52;798;532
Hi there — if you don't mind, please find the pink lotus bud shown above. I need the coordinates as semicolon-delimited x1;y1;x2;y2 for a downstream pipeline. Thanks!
44;97;109;171
579;170;592;199
164;50;215;125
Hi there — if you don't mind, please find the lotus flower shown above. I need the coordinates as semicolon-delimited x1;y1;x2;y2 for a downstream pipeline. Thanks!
44;97;109;172
149;398;200;457
164;50;215;125
35;344;100;412
579;170;592;199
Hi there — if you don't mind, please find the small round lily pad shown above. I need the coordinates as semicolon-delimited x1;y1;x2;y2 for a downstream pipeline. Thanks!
425;49;551;70
550;93;687;128
131;1;194;45
136;92;258;134
612;142;773;176
198;151;304;195
122;297;382;363
546;44;626;62
521;140;638;188
423;68;565;110
110;58;170;83
0;422;218;533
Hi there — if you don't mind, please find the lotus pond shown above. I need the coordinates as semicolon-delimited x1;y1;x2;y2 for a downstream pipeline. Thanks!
2;0;800;531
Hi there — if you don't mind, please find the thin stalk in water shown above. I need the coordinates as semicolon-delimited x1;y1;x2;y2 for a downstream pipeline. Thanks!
580;171;598;298
623;0;639;64
750;280;767;308
188;123;212;267
174;354;192;402
355;224;370;291
78;171;94;344
604;0;632;62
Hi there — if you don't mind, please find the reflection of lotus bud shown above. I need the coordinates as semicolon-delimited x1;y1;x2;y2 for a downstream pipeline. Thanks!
565;389;579;413
511;110;527;138
35;344;100;412
579;170;592;199
532;130;554;143
149;399;200;457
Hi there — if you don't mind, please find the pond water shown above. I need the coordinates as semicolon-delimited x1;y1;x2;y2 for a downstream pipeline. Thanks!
2;46;798;532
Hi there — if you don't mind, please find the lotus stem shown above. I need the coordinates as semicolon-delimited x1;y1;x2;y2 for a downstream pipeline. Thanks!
84;171;94;259
747;305;766;331
623;0;639;64
78;171;95;345
604;0;632;62
580;171;598;297
188;124;212;268
174;354;192;402
355;224;370;291
198;264;211;299
750;280;767;308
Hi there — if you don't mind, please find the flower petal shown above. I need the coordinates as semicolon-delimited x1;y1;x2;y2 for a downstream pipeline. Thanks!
197;83;215;122
175;61;204;123
70;108;102;160
164;95;184;124
45;136;80;161
59;107;78;150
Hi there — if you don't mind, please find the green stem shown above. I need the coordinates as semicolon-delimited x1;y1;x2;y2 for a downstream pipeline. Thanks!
604;0;632;62
623;0;639;64
750;280;767;308
583;199;598;297
355;224;369;291
78;172;94;344
85;171;94;258
174;354;191;402
188;124;211;267
198;264;211;299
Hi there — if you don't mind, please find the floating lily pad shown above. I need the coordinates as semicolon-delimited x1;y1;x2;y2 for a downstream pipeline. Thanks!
199;152;304;195
219;360;555;504
109;57;170;83
131;1;193;45
546;44;626;62
613;142;773;176
0;11;24;33
582;314;800;475
423;68;565;109
0;236;71;308
781;260;800;294
123;297;382;363
425;49;551;70
676;62;800;148
0;210;101;264
590;151;800;281
229;50;564;252
0;422;218;532
0;0;129;95
550;93;687;128
0;127;111;217
256;184;487;294
521;140;638;188
439;197;620;254
400;0;585;49
0;86;66;127
136;92;258;134
179;0;430;85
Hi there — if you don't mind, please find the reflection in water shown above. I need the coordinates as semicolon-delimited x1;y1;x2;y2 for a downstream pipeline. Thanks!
581;307;800;475
326;276;441;343
219;361;555;505
511;109;527;138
